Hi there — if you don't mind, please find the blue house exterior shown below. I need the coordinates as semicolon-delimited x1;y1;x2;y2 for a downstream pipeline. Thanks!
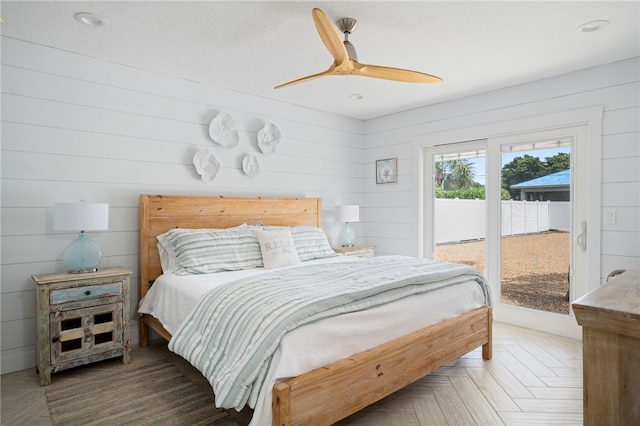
511;169;571;201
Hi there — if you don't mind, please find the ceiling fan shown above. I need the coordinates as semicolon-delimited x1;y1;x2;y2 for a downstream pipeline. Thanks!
274;8;442;89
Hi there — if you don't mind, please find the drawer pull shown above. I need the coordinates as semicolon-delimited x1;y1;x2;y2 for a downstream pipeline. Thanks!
85;290;91;296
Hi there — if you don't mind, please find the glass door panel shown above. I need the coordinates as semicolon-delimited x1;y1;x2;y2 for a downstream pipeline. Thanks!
499;138;572;315
431;147;487;275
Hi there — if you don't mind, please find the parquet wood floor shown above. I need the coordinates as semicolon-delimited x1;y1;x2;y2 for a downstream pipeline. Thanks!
338;322;583;425
1;322;583;425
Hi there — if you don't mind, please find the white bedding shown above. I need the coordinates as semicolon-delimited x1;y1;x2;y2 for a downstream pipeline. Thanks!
138;256;486;425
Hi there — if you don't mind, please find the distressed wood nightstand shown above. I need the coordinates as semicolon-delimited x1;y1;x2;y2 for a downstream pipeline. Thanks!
32;267;132;386
333;245;375;258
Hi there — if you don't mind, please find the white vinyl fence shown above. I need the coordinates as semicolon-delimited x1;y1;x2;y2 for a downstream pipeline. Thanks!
435;199;569;244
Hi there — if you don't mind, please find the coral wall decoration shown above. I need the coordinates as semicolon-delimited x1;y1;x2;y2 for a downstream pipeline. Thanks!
258;122;281;155
242;154;260;178
209;112;239;148
193;148;221;182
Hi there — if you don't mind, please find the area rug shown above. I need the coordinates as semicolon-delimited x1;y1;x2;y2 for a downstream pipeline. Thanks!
46;360;238;425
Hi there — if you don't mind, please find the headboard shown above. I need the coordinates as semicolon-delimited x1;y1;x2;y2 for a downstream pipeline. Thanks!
139;194;322;300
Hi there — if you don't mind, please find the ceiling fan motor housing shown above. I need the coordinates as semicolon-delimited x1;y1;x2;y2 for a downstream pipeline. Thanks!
337;17;359;60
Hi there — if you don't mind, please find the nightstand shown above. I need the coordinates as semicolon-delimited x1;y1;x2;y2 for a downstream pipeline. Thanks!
32;267;132;386
333;245;375;258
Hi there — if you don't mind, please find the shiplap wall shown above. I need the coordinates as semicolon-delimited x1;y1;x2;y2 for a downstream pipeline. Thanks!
0;37;365;374
364;58;640;275
2;35;638;374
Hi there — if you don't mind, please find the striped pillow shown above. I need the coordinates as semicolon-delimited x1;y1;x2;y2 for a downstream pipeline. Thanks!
157;225;248;273
162;227;263;275
290;226;337;262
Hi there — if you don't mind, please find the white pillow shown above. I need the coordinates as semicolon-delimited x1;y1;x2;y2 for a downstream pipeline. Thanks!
157;241;175;274
254;229;301;269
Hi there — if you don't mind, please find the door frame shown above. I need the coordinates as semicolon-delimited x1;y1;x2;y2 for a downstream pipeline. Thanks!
414;106;603;339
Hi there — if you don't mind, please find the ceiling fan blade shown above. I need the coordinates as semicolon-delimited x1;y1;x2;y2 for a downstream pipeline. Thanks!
274;8;442;90
274;65;339;89
353;61;443;83
312;8;349;65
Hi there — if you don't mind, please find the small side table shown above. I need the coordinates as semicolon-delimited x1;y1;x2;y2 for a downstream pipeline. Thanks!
333;245;375;258
32;267;132;386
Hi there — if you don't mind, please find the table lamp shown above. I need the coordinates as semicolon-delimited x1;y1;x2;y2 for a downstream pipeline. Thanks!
54;202;109;273
335;205;359;247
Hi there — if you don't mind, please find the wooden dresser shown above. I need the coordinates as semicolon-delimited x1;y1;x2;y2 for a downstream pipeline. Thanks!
572;268;639;425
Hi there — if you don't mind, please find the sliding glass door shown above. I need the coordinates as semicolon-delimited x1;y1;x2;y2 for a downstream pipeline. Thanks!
423;125;589;336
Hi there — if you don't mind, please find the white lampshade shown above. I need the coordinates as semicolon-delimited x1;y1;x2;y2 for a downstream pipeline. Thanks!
53;202;109;273
54;202;109;231
335;205;359;223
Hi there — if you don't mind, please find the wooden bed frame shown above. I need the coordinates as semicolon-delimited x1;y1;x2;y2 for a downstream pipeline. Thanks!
139;194;492;426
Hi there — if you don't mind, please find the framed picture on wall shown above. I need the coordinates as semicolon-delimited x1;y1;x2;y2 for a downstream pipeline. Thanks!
376;158;397;184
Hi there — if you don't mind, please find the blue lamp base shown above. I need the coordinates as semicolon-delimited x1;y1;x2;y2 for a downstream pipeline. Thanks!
339;222;356;247
63;231;103;273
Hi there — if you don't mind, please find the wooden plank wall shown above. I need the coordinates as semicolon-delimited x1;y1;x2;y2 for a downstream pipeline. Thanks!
364;58;640;272
0;36;364;374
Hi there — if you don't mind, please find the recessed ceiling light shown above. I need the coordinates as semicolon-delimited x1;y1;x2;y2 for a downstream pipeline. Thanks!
349;93;363;100
74;12;109;28
577;20;609;33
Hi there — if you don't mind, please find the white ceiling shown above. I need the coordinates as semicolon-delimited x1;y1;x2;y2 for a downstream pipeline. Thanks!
2;1;638;120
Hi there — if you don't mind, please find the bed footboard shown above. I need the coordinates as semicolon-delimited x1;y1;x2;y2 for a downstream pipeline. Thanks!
272;305;492;426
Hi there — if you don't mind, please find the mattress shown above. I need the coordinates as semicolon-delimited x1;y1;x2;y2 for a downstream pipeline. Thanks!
138;255;486;425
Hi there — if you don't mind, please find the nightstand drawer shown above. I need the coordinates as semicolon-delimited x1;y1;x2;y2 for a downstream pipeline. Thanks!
50;282;123;305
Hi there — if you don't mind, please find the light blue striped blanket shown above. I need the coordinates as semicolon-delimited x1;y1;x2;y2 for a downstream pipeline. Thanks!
168;255;490;410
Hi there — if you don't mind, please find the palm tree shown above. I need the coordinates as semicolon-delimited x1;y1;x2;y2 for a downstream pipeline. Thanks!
450;160;476;190
434;161;450;189
436;160;476;190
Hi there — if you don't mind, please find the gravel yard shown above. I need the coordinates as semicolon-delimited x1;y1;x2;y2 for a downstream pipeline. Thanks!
435;231;570;314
